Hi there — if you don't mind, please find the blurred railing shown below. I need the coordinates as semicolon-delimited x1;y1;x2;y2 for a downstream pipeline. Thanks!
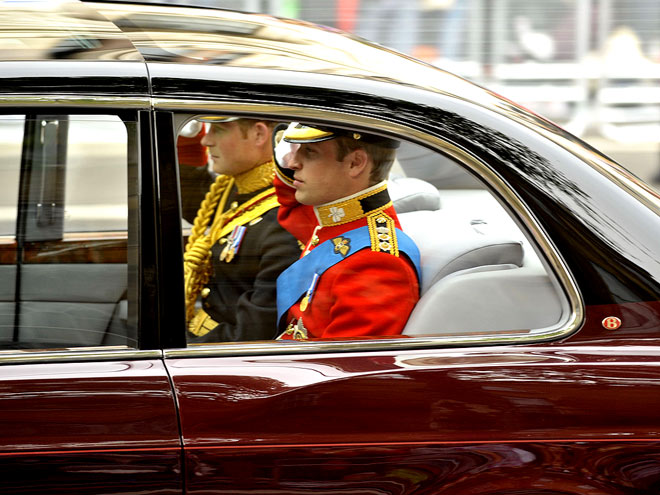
220;0;659;144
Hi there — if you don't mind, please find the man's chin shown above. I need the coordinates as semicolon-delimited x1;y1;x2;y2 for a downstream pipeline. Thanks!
211;160;229;175
294;190;313;206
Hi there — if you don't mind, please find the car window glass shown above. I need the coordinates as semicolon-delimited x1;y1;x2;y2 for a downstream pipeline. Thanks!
64;115;128;233
390;140;568;338
0;114;137;351
0;115;21;237
175;116;568;346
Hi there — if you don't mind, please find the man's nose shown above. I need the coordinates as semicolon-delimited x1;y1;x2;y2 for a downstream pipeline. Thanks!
289;158;301;170
286;152;301;170
289;145;302;170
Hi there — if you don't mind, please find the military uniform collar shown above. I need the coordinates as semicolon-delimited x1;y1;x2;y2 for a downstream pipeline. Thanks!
234;159;275;194
314;181;392;227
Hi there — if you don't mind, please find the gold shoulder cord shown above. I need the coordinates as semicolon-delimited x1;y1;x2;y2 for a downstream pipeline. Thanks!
184;174;234;322
183;160;279;326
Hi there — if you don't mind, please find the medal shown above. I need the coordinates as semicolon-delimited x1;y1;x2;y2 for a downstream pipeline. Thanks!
220;225;246;263
300;273;319;312
220;242;230;261
225;247;236;262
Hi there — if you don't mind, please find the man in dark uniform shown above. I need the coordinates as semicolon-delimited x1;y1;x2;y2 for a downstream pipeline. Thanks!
178;116;301;343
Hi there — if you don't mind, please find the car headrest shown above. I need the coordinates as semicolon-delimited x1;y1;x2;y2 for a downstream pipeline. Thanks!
398;209;524;294
389;177;441;213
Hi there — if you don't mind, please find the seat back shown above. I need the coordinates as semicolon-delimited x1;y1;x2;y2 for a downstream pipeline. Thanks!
398;209;524;295
403;261;563;336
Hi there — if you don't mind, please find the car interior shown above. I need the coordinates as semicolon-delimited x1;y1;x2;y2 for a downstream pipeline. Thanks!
389;141;565;336
177;116;567;340
0;112;567;351
0;114;136;350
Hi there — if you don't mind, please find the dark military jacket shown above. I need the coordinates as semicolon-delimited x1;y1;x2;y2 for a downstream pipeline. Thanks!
192;186;301;342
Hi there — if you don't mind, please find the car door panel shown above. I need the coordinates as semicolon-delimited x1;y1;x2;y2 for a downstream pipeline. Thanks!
0;264;15;342
168;342;660;493
0;237;130;347
0;358;182;494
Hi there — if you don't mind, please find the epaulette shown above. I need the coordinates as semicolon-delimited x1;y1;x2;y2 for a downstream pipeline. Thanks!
366;211;399;257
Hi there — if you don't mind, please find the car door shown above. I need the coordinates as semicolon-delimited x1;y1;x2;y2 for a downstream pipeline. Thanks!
157;105;660;494
0;110;182;493
166;345;660;494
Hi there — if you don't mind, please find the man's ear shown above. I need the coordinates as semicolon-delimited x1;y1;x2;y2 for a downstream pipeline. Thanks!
251;122;270;146
347;148;370;179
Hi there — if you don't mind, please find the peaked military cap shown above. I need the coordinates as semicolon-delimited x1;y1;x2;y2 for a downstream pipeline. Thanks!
195;115;241;123
283;123;400;149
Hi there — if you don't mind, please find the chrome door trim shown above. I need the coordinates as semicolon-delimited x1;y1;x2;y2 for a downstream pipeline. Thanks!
0;95;149;108
0;348;162;365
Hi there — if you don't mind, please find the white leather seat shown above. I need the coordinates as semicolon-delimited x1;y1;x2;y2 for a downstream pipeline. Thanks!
389;176;441;213
398;209;524;295
399;207;563;337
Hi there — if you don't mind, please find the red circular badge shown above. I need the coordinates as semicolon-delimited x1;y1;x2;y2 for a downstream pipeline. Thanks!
602;316;622;330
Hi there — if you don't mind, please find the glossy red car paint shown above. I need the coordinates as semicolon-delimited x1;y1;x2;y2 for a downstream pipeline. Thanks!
168;301;660;492
0;360;181;493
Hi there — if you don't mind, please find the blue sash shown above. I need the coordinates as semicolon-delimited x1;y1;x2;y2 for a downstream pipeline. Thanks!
276;226;421;326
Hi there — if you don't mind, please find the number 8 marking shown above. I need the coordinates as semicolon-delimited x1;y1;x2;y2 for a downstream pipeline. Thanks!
602;316;622;330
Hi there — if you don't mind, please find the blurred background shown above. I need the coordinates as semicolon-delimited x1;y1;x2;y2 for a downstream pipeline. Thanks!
152;0;660;188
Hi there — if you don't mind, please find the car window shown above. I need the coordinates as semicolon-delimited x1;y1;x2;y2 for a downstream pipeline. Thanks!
389;140;568;337
174;114;569;346
0;113;138;350
65;115;129;233
0;115;21;237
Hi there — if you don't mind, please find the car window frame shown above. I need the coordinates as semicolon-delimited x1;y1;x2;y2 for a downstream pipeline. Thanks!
0;99;163;365
155;101;583;357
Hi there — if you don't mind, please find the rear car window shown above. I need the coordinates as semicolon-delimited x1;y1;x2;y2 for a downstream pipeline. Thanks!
0;114;138;350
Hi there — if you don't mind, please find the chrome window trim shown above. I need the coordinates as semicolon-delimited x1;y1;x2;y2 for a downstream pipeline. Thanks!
0;95;149;108
0;348;162;365
158;99;583;358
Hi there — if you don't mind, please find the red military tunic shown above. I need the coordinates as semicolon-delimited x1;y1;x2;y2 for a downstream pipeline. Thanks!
274;174;420;339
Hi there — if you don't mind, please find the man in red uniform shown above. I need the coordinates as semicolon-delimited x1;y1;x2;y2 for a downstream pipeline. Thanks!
273;123;421;340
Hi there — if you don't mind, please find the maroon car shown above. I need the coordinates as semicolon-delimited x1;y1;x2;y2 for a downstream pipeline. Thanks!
1;1;660;493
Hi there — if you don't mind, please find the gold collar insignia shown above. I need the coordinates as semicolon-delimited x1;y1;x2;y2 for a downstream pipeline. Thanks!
315;181;392;227
234;159;276;194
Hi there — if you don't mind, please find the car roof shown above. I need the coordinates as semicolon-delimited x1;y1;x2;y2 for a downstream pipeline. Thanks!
1;0;506;109
0;1;141;62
